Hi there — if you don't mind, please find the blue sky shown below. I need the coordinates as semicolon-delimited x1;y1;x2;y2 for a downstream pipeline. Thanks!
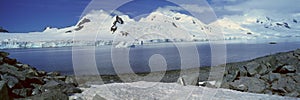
0;0;90;32
115;0;191;19
1;0;181;32
0;0;299;33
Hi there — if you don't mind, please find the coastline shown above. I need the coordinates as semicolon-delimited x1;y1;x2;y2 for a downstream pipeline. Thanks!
72;48;300;99
1;48;300;99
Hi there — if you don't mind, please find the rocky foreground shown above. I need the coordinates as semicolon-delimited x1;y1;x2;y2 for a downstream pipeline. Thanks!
1;48;300;100
221;49;300;97
72;49;300;100
0;51;81;100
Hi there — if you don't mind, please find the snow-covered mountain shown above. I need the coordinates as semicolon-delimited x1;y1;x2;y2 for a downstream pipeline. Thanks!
0;9;300;49
251;16;300;37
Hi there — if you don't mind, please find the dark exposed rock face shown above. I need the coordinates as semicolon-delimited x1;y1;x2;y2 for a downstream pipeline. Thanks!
74;18;91;31
0;27;9;33
0;51;81;99
221;49;300;97
77;18;91;27
74;26;84;31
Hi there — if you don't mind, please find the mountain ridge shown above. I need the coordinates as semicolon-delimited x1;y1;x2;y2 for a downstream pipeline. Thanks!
0;9;300;49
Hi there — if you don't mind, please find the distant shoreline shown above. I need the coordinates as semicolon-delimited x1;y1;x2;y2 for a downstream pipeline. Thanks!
1;37;300;50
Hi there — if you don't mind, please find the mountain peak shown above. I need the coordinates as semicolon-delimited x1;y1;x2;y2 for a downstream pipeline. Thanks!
0;27;9;33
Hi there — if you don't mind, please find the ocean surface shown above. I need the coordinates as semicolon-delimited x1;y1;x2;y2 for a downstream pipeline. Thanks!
2;42;300;75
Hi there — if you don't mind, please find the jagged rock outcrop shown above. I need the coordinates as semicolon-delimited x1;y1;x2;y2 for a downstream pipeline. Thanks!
0;51;81;99
0;27;9;33
220;49;300;97
74;18;91;31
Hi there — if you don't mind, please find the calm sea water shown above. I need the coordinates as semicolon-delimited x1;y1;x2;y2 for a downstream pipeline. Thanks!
2;42;300;75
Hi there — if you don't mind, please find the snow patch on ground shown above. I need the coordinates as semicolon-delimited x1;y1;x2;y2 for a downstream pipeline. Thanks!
70;81;298;100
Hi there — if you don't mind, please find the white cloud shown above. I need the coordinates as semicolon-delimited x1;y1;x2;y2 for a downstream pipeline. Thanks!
155;4;214;15
155;5;218;23
111;10;125;15
180;4;213;14
226;0;299;12
155;6;184;12
210;0;300;18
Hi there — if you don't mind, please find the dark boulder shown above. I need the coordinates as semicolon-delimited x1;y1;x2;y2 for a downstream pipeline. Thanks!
271;79;288;95
238;65;248;77
20;64;31;69
0;64;26;81
22;77;44;87
47;71;60;76
270;75;299;96
37;70;47;76
0;81;10;100
23;90;69;100
1;74;21;89
244;62;261;76
0;63;19;72
47;76;66;81
294;49;300;55
229;77;267;93
286;91;300;97
279;65;296;73
269;73;281;82
12;88;32;98
0;51;9;57
0;58;3;65
31;88;42;96
223;65;240;82
42;80;82;95
24;68;39;77
260;72;281;83
3;57;17;65
65;76;79;86
291;75;300;83
43;80;62;89
277;65;296;74
229;81;248;92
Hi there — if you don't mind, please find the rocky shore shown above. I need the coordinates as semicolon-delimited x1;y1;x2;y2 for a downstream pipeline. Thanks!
73;49;300;99
221;49;300;97
0;51;81;100
1;49;300;99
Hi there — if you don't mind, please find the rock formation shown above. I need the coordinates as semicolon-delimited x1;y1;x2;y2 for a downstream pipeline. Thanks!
0;51;81;99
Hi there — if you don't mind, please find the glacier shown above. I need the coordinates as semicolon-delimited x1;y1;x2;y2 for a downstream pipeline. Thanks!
1;9;300;49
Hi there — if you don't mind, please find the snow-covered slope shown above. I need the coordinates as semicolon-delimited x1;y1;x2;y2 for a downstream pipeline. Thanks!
1;9;300;49
70;81;297;100
250;16;300;37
